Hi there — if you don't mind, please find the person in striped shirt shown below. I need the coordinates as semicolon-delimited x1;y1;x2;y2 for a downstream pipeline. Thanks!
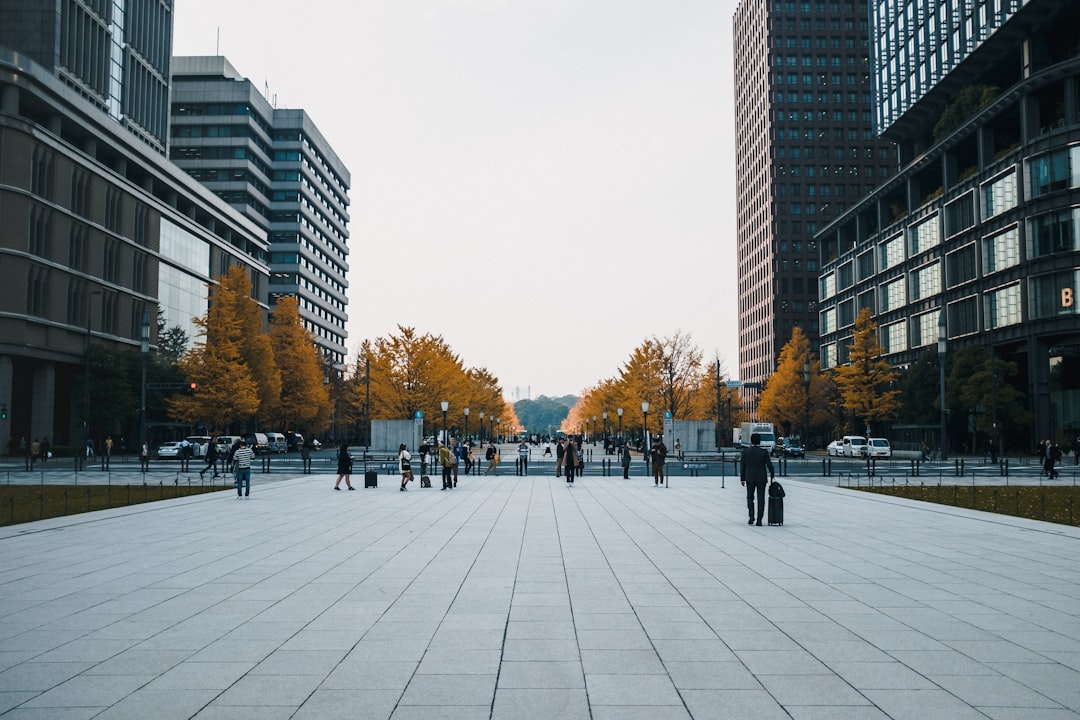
233;439;255;498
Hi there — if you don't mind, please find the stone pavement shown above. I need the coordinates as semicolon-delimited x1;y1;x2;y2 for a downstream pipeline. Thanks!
1;469;1079;719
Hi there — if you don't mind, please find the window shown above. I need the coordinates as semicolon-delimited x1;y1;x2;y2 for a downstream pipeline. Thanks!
1029;269;1079;319
1029;146;1080;196
946;244;976;286
69;224;88;272
985;283;1022;328
948;296;979;336
1028;208;1078;257
27;266;49;317
911;311;937;347
71;169;91;217
838;261;853;289
982;226;1021;273
103;238;120;283
945;192;975;236
821;272;835;299
982;171;1017;219
910;214;941;253
911;261;942;300
839;298;855;326
29;206;51;258
882;320;908;354
880;277;906;311
132;252;148;294
105;187;124;233
881;234;904;269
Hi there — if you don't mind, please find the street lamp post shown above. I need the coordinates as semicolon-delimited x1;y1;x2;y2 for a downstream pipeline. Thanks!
592;416;597;445
479;412;484;443
140;310;149;466
938;310;948;461
463;407;470;444
441;401;449;449
641;401;650;455
602;412;608;451
617;407;623;443
803;356;810;447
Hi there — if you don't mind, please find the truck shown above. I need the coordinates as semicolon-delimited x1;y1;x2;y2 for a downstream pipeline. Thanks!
734;422;776;452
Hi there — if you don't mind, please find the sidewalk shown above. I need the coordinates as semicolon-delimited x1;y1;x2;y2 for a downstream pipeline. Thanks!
1;473;1078;719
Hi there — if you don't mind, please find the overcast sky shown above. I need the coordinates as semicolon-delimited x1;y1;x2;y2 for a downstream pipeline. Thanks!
173;0;742;400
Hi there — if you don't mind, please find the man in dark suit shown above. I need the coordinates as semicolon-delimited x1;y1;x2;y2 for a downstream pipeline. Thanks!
741;432;775;526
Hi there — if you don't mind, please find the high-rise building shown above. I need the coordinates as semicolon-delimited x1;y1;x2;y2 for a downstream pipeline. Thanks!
732;0;895;397
816;0;1080;450
0;0;174;152
169;57;351;369
0;4;269;450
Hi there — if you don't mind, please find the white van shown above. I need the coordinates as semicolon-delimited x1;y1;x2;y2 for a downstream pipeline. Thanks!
842;435;868;457
864;437;892;458
265;432;287;454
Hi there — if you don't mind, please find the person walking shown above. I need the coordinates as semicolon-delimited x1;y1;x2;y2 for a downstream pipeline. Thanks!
440;442;455;490
39;437;50;464
564;437;577;484
1045;441;1062;480
103;435;113;470
85;437;94;459
139;442;150;472
740;432;775;526
621;442;632;479
334;443;355;490
674;438;683;460
555;439;565;477
232;438;255;498
1074;435;1080;466
29;438;40;469
451;440;461;487
398;443;413;491
484;442;498;476
650;437;668;486
199;438;220;479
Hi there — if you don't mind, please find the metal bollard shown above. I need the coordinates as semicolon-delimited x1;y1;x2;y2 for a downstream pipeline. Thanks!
823;457;831;477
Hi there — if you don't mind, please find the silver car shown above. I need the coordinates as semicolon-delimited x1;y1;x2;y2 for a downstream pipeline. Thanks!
156;441;183;460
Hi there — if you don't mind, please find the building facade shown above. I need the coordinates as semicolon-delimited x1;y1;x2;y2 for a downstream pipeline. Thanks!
732;0;895;399
0;5;269;453
169;57;351;370
816;0;1080;451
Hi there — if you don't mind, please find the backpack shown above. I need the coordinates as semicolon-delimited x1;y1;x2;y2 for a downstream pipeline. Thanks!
486;446;496;460
768;481;786;498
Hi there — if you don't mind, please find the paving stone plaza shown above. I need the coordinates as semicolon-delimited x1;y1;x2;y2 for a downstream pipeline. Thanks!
1;464;1079;719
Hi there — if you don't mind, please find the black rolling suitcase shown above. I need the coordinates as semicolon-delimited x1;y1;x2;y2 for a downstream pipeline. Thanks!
364;471;378;488
768;481;785;526
420;475;432;488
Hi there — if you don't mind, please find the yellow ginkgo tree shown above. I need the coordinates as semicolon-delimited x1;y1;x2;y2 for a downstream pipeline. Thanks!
833;307;900;435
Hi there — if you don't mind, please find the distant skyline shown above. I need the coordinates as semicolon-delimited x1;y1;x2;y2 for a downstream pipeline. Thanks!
172;0;742;398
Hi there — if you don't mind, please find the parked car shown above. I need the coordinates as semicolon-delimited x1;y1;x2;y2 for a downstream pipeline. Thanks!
827;439;844;456
863;437;892;458
156;441;183;460
216;436;243;458
842;435;868;457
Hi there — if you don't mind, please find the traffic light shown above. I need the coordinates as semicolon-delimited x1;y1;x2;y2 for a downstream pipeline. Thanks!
0;403;6;420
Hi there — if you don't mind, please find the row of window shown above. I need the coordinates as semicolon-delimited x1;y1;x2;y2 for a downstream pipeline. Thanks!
824;208;1077;303
774;73;866;86
821;267;1072;368
775;91;872;104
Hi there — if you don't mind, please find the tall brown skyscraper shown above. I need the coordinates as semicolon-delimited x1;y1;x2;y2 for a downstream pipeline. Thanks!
732;0;894;397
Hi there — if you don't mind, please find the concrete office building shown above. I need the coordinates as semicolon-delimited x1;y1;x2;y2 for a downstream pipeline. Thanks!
733;0;895;400
0;3;270;453
816;0;1080;450
169;57;351;370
